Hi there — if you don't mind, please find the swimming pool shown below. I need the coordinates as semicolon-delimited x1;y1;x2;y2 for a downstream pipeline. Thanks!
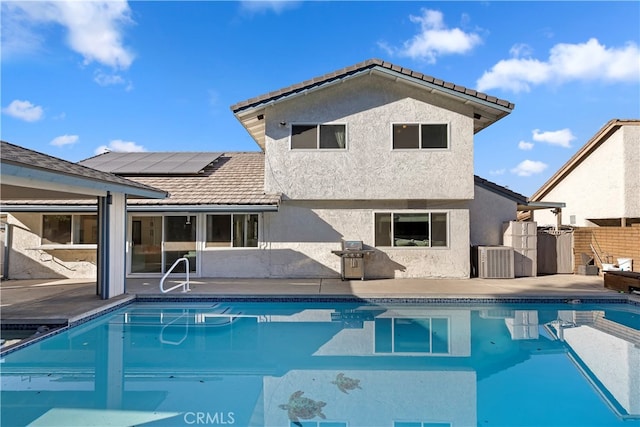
1;299;639;427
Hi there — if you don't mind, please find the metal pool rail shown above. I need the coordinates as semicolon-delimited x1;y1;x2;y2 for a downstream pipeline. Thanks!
159;257;191;294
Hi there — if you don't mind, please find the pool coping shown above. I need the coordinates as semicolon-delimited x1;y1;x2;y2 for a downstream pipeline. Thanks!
2;292;638;357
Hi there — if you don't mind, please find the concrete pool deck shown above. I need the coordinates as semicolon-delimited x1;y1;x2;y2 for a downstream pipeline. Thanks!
1;274;637;327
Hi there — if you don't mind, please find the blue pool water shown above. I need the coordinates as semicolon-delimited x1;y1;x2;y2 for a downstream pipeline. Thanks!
1;300;639;427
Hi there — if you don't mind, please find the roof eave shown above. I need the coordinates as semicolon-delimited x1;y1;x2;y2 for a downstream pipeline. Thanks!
1;161;167;199
233;63;514;148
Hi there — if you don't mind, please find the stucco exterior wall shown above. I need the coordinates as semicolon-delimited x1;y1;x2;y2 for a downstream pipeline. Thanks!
263;74;475;200
535;127;627;227
469;185;518;246
6;213;97;279
200;200;470;279
623;125;640;217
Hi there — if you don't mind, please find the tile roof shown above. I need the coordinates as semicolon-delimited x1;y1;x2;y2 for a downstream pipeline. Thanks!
231;58;515;150
127;152;280;206
231;58;515;113
474;175;527;204
0;140;166;197
2;152;280;207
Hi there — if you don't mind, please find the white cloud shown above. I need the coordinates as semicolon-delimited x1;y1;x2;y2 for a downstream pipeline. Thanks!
489;169;506;176
93;70;133;90
511;160;548;177
94;70;125;86
379;9;482;63
477;38;640;93
95;139;146;155
532;128;575;148
518;141;534;150
50;134;79;147
2;99;44;122
239;1;300;14
0;3;46;59
3;1;135;70
509;43;533;58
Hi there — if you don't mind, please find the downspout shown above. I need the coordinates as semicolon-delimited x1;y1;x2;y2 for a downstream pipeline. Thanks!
97;192;111;299
2;223;11;279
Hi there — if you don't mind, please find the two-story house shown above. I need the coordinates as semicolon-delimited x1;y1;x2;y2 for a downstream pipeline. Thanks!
230;58;514;279
1;59;518;281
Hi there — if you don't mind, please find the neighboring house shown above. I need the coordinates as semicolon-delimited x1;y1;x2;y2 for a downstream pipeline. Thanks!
530;119;640;227
2;58;523;280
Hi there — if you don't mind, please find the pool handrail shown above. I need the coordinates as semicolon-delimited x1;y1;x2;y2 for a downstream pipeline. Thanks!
160;257;191;294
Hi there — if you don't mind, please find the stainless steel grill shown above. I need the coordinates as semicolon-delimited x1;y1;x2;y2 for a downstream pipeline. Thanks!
331;240;374;280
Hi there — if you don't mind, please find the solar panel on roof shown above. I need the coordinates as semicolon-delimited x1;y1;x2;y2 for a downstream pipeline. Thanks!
79;152;223;175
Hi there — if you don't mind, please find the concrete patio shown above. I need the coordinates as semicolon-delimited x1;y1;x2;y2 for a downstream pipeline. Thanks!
0;273;632;326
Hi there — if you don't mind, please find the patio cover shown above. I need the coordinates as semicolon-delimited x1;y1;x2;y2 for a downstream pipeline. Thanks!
1;141;167;298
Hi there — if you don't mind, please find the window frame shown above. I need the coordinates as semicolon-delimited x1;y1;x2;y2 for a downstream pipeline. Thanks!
205;213;260;249
289;123;348;150
391;122;450;150
40;213;98;247
374;316;451;356
373;211;449;248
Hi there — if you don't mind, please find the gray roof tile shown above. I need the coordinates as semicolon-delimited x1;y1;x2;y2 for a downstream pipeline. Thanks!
2;152;280;208
230;58;515;114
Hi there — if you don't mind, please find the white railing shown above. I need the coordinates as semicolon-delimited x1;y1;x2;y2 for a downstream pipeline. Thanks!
159;309;189;345
159;257;191;294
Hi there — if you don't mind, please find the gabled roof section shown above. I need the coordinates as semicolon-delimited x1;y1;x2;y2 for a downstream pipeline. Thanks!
231;58;515;150
474;174;565;213
80;151;223;175
0;141;167;200
530;119;640;202
474;175;527;204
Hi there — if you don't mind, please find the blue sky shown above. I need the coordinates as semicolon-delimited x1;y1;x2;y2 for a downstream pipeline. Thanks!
2;1;639;197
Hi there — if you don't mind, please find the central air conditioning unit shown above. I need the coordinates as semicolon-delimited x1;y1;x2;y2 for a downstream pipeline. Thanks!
478;246;515;279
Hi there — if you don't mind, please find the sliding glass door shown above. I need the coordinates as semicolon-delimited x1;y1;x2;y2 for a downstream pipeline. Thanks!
129;215;197;275
130;216;162;273
163;215;196;273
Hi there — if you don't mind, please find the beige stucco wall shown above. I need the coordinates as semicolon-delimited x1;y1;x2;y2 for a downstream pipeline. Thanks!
263;74;475;200
535;125;634;227
199;200;470;279
6;213;97;279
623;125;640;217
469;185;518;246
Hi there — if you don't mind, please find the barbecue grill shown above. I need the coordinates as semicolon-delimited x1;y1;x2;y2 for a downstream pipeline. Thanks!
331;240;374;280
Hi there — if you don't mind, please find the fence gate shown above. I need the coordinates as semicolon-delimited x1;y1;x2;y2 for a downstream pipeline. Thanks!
537;229;574;274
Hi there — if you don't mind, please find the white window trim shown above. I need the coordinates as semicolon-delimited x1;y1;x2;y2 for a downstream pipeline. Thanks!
390;122;450;151
373;210;449;249
289;123;348;151
40;213;98;246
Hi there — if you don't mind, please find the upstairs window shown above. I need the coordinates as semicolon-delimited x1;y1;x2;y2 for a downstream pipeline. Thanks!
374;212;448;247
291;124;346;149
392;123;448;149
42;214;98;245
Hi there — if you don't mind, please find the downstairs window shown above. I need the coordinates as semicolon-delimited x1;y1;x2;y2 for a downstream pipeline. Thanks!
374;212;448;247
206;214;259;247
42;214;98;245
